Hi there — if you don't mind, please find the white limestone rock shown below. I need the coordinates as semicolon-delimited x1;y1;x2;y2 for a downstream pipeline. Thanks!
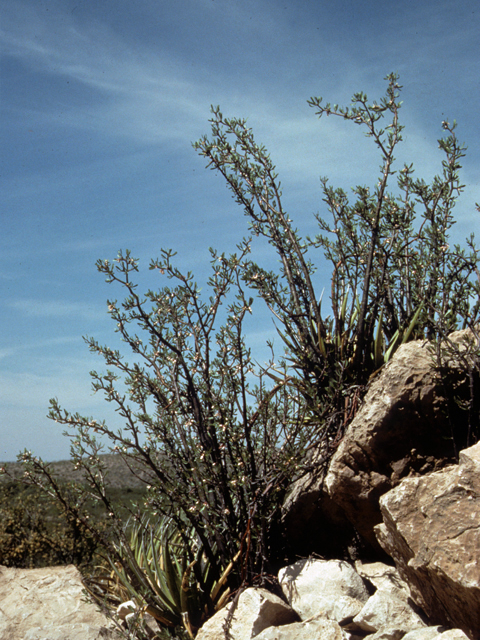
401;628;447;639
278;558;370;624
354;561;412;603
254;615;345;640
403;628;470;639
353;589;425;635
195;587;298;640
0;564;121;640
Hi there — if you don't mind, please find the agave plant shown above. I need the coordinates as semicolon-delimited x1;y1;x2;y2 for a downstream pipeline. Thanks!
85;514;235;638
279;286;423;395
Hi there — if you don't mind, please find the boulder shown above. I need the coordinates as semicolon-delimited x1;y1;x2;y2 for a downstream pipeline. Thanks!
352;589;426;635
324;331;477;553
278;558;369;623
254;615;345;639
195;587;298;640
196;555;468;640
0;564;121;640
402;628;470;639
354;561;412;603
283;329;477;558
375;441;480;639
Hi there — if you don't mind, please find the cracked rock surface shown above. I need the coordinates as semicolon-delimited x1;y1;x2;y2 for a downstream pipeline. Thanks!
375;441;480;639
0;564;121;640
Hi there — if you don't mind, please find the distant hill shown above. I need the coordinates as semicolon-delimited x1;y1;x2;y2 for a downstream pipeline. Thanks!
0;453;151;490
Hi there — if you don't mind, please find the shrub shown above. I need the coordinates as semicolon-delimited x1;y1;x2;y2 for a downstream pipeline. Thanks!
0;482;100;568
14;244;312;609
194;72;480;441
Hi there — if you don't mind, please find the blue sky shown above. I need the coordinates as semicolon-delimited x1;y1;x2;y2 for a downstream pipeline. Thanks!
1;0;479;461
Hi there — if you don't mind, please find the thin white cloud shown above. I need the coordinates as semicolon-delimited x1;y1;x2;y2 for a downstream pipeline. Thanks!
0;335;80;362
0;1;367;161
1;3;208;140
5;0;475;210
5;298;105;320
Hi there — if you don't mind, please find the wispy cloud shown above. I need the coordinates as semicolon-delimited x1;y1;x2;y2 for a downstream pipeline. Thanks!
5;0;473;203
5;298;105;320
0;1;368;165
0;335;82;362
1;3;208;141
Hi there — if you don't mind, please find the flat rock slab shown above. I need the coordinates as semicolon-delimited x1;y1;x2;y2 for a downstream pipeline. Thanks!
0;564;121;640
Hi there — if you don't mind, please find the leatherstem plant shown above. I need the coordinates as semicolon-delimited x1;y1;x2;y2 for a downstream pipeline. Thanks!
194;72;480;441
18;241;312;618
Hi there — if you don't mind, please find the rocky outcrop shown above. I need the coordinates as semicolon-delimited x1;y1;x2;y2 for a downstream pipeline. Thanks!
196;559;469;639
352;589;426;636
375;441;480;639
196;333;479;640
284;330;478;557
254;616;345;639
325;331;478;553
0;564;121;640
354;560;413;603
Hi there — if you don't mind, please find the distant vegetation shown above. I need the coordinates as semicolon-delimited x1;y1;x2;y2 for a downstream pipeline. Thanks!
0;455;146;569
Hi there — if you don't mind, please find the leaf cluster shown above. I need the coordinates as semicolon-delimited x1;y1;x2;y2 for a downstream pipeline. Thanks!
86;514;234;638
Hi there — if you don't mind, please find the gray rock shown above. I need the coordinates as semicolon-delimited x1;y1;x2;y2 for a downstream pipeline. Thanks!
353;589;425;634
0;564;121;640
324;332;476;553
278;558;369;623
354;561;412;603
283;330;477;558
254;615;345;640
195;587;298;640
